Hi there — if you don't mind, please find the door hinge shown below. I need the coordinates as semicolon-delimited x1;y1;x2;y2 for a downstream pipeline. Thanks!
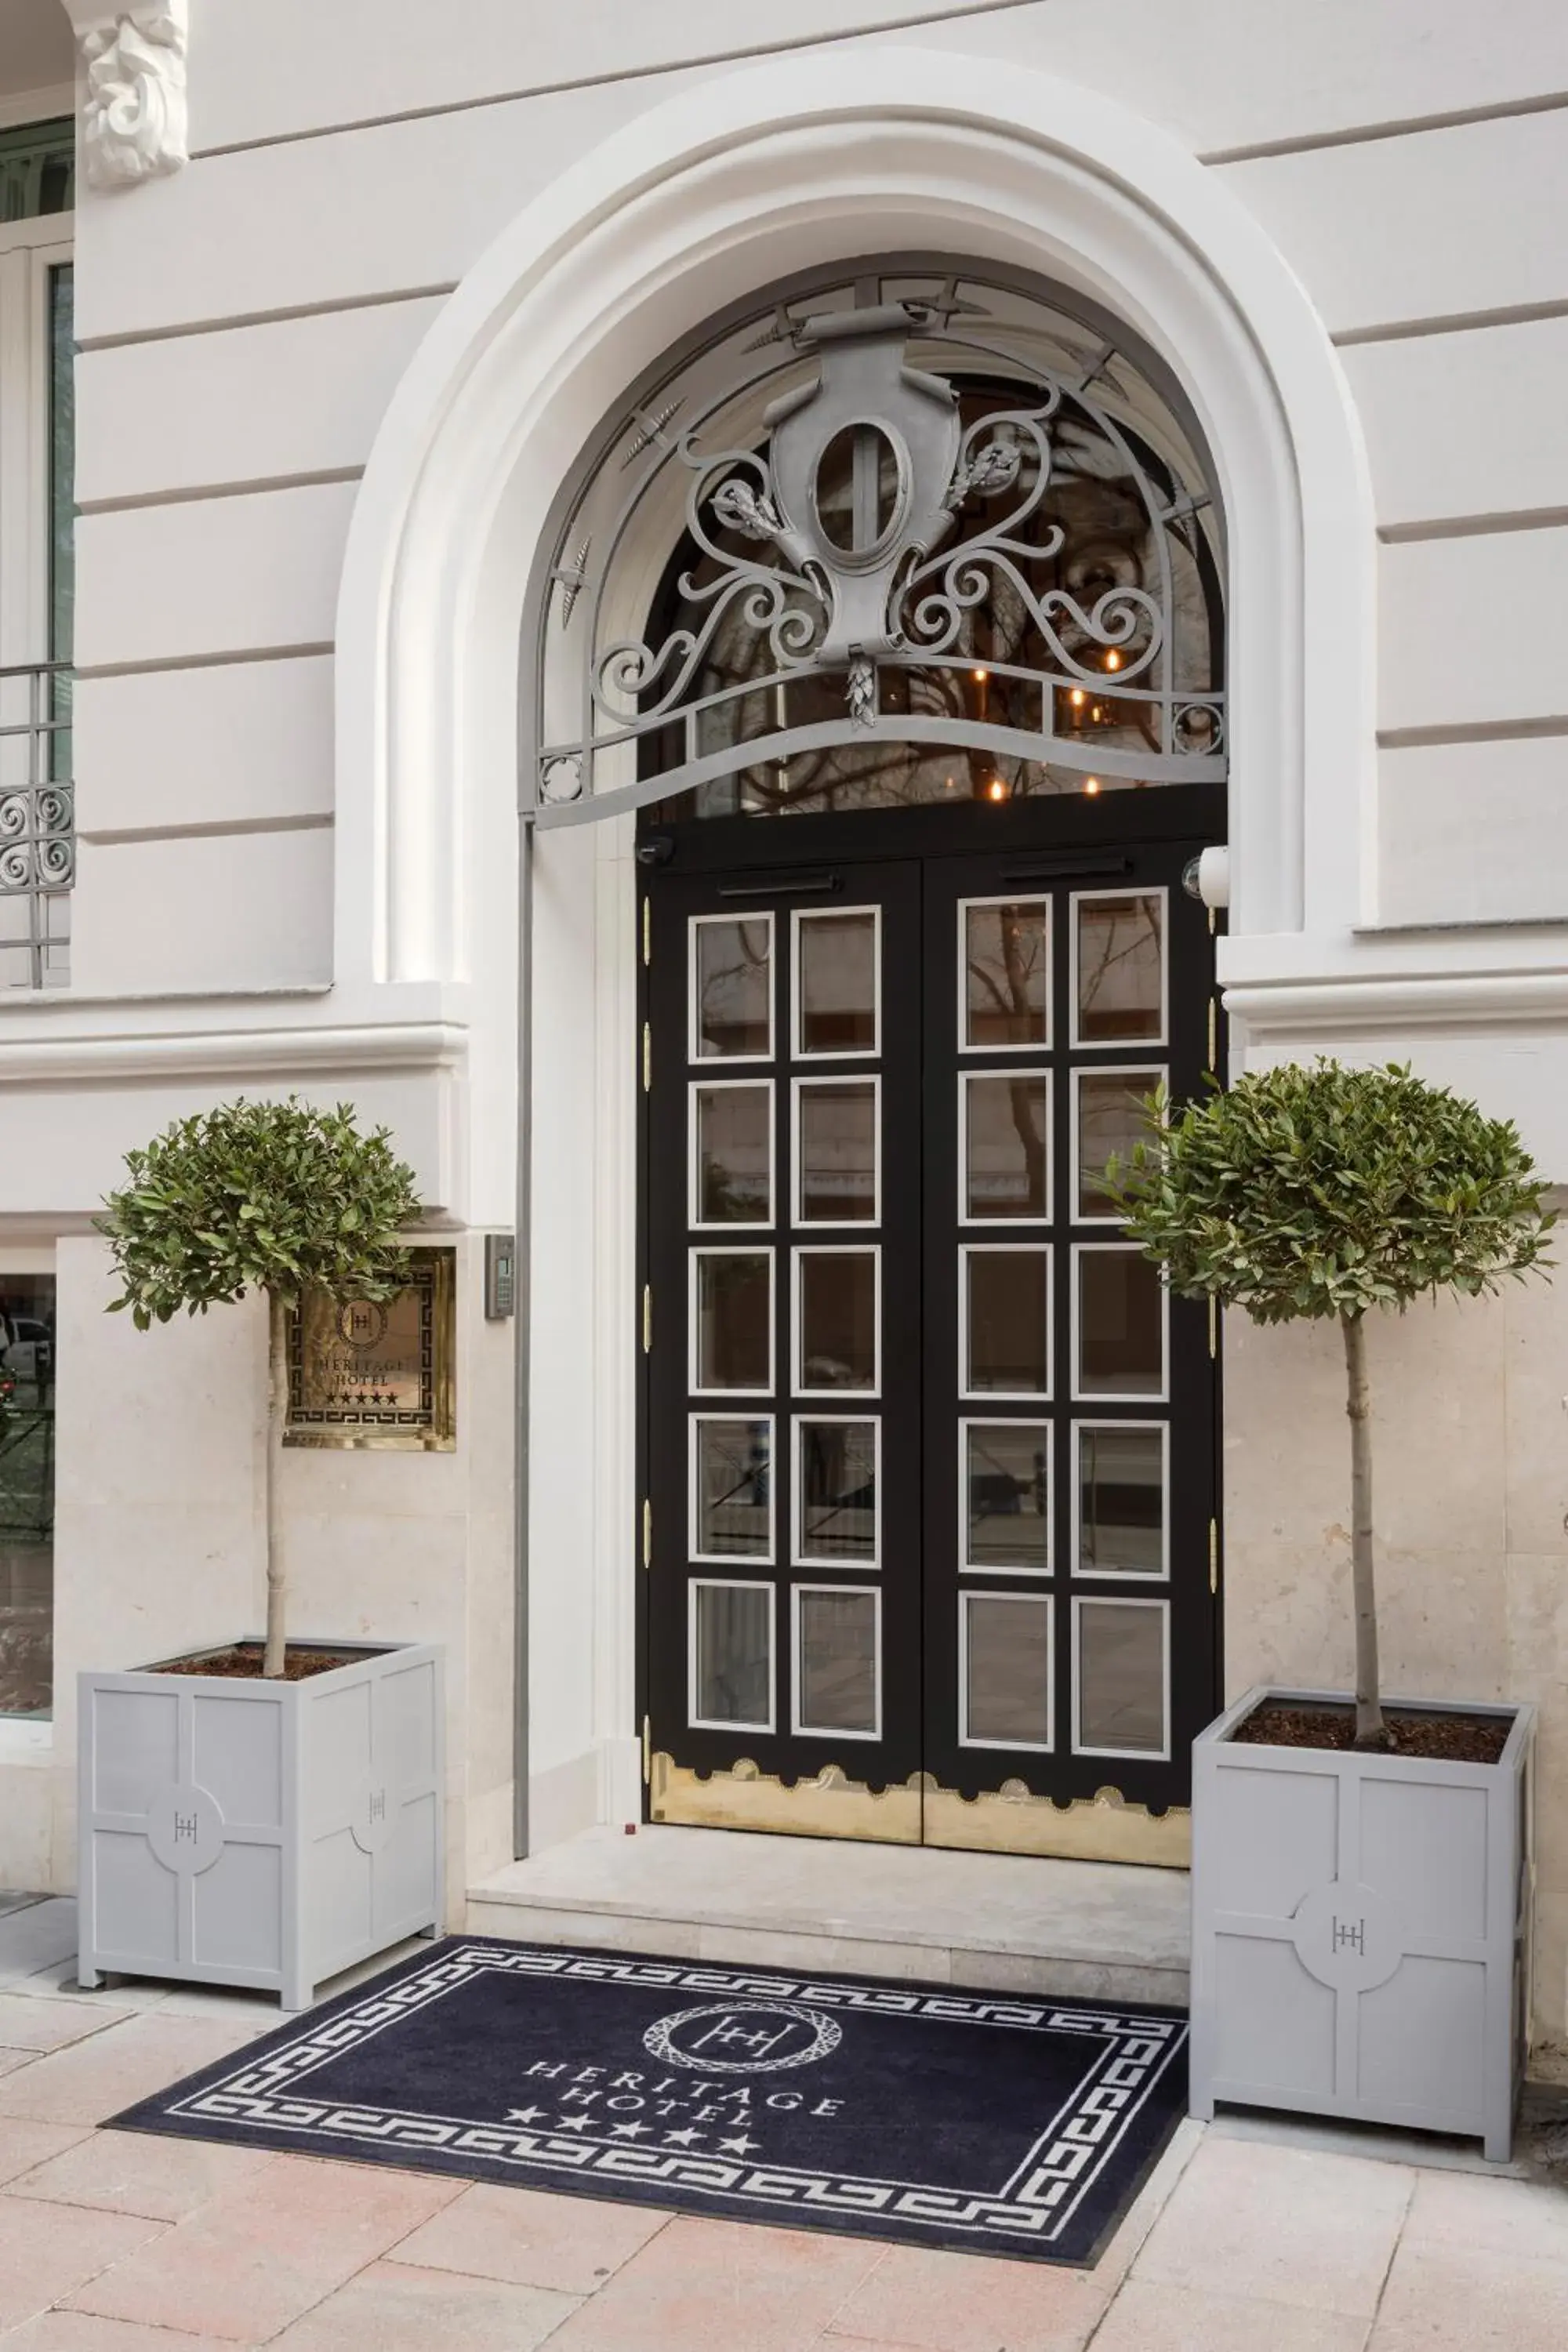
642;1497;652;1567
1208;1295;1218;1359
642;897;651;967
1209;1519;1219;1596
643;1283;653;1352
1207;996;1217;1074
642;1022;652;1091
641;1715;652;1785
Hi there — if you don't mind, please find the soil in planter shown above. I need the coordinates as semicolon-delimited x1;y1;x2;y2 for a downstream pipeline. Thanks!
150;1643;380;1682
1233;1699;1511;1765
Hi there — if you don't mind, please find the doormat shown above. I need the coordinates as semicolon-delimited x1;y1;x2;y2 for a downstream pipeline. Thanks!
111;1936;1188;2266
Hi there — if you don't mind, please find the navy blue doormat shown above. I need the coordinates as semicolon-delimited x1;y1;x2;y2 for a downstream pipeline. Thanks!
111;1936;1188;2266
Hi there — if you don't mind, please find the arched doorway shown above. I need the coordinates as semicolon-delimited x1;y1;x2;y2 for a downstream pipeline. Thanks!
534;258;1226;1860
332;44;1372;1869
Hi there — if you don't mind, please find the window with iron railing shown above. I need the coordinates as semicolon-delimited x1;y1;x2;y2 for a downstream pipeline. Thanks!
0;122;73;991
0;660;72;989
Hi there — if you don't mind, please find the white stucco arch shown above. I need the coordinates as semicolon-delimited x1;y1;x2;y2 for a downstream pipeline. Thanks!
326;47;1378;1840
333;43;1375;1001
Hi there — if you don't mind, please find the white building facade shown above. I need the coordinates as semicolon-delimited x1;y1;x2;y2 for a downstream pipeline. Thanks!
2;0;1567;2050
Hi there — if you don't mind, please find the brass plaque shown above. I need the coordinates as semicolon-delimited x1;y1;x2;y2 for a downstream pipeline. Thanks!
285;1247;455;1451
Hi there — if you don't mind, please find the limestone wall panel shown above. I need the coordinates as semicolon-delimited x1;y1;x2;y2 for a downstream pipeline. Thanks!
1377;527;1568;736
76;299;442;506
1341;318;1568;534
1218;109;1568;339
1377;739;1568;930
74;657;335;837
72;74;706;343
74;484;354;671
68;828;332;996
188;0;1568;166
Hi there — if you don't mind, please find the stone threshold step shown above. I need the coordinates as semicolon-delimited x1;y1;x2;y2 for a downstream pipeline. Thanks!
466;1824;1190;2008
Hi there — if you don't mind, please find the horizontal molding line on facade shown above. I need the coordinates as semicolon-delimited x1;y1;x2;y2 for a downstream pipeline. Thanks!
78;470;363;517
0;1023;468;1089
1334;296;1568;349
74;644;334;682
1377;714;1568;751
1200;82;1568;166
78;815;334;848
181;0;1045;159
1377;508;1568;546
75;286;457;355
79;289;1568;373
1224;971;1568;1037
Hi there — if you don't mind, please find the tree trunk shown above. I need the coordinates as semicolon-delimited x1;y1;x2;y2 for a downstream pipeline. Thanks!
262;1290;289;1679
1341;1309;1386;1748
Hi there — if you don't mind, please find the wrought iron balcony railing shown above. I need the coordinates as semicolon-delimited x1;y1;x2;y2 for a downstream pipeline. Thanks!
0;661;72;991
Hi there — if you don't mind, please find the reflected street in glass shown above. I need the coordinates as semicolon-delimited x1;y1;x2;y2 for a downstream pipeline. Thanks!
965;1422;1050;1570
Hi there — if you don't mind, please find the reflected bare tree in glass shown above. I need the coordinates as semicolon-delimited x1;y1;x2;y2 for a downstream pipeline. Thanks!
1076;895;1161;1042
698;920;771;1057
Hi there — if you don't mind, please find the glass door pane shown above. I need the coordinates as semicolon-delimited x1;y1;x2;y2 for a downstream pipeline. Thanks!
920;826;1218;1860
645;858;923;1842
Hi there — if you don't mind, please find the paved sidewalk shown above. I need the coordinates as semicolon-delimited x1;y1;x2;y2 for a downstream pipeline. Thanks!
2;1897;1566;2350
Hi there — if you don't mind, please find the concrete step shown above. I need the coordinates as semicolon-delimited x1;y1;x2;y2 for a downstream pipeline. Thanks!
467;1824;1189;2008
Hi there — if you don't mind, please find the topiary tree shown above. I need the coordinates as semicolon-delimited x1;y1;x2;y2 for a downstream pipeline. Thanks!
1108;1061;1554;1748
99;1098;423;1679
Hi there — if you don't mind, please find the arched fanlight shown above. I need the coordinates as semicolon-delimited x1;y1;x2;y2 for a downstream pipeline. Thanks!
532;261;1225;824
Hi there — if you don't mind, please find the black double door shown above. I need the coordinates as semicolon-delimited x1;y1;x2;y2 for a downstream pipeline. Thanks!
641;794;1221;1857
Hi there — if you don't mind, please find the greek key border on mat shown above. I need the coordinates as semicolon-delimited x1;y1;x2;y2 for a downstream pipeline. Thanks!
165;1944;1187;2247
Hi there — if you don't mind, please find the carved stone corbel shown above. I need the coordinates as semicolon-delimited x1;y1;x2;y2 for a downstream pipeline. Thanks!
60;2;189;190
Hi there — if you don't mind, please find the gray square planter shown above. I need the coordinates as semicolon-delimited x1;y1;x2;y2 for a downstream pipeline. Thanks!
78;1640;445;2009
1189;1686;1534;2161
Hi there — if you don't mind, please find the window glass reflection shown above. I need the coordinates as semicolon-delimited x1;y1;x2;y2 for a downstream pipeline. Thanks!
1076;1599;1167;1754
1075;892;1163;1043
964;1595;1052;1748
796;1588;879;1736
693;917;771;1058
797;911;877;1054
694;1418;771;1559
964;1249;1050;1396
964;900;1050;1048
1076;1069;1160;1220
0;1272;55;1719
1076;1247;1163;1396
797;1250;878;1392
797;1420;877;1563
694;1085;771;1225
964;1073;1050;1220
691;1582;772;1728
1076;1424;1166;1576
964;1422;1050;1571
797;1081;878;1223
693;1251;772;1392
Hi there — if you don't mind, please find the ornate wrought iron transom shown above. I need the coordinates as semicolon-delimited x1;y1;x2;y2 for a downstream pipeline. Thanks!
534;266;1226;823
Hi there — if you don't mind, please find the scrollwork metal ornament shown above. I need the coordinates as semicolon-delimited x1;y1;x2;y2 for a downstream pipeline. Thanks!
537;267;1226;817
539;756;584;807
0;787;74;895
65;2;189;191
